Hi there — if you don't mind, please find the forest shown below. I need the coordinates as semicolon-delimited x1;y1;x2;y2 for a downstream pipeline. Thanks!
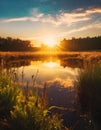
0;37;39;52
0;36;101;52
60;36;101;51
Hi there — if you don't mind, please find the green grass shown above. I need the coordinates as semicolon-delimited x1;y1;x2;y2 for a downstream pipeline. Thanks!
0;72;63;130
77;62;101;121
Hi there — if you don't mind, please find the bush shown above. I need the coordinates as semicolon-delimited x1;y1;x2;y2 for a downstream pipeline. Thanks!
0;72;19;119
0;72;63;130
77;62;101;121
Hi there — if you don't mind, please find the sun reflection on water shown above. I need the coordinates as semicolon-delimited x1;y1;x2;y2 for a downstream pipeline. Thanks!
28;59;79;88
43;61;60;68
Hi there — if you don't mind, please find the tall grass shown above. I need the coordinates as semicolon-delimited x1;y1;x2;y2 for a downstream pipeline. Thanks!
77;62;101;122
0;72;63;130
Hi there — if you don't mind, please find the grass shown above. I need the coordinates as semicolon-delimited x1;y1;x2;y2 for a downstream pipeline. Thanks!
76;61;101;123
0;72;63;130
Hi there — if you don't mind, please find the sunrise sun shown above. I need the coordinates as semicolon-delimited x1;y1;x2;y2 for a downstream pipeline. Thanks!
42;36;58;48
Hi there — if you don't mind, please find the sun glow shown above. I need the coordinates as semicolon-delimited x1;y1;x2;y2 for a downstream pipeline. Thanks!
42;36;58;47
43;61;60;68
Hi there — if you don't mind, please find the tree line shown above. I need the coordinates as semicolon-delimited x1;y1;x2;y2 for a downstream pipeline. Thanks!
0;36;101;52
0;37;40;52
60;36;101;51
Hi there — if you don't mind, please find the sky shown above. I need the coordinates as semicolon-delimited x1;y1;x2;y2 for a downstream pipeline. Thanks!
0;0;101;45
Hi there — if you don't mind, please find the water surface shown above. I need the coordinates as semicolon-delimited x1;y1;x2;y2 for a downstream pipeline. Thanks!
18;59;79;88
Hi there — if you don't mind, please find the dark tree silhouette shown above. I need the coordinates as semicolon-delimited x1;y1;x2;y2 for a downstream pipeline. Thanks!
0;37;40;52
60;36;101;51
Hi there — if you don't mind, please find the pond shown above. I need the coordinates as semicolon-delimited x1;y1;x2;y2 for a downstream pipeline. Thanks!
1;52;101;129
3;55;80;107
18;59;79;87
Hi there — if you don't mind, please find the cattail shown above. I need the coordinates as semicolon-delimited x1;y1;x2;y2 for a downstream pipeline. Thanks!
1;59;4;71
35;96;39;107
32;74;34;87
21;67;24;88
33;69;39;86
25;80;29;101
23;81;29;113
42;82;47;109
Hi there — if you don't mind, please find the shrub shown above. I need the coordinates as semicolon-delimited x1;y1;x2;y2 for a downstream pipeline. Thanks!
0;72;19;119
0;72;63;130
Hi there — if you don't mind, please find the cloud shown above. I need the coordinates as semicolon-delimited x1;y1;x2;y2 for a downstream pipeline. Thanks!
0;17;40;23
31;8;44;18
1;17;30;22
0;7;100;40
86;8;101;14
58;23;101;38
54;8;101;26
46;77;74;88
1;7;101;26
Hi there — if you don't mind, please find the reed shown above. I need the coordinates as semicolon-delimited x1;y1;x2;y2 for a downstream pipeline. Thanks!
76;61;101;124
